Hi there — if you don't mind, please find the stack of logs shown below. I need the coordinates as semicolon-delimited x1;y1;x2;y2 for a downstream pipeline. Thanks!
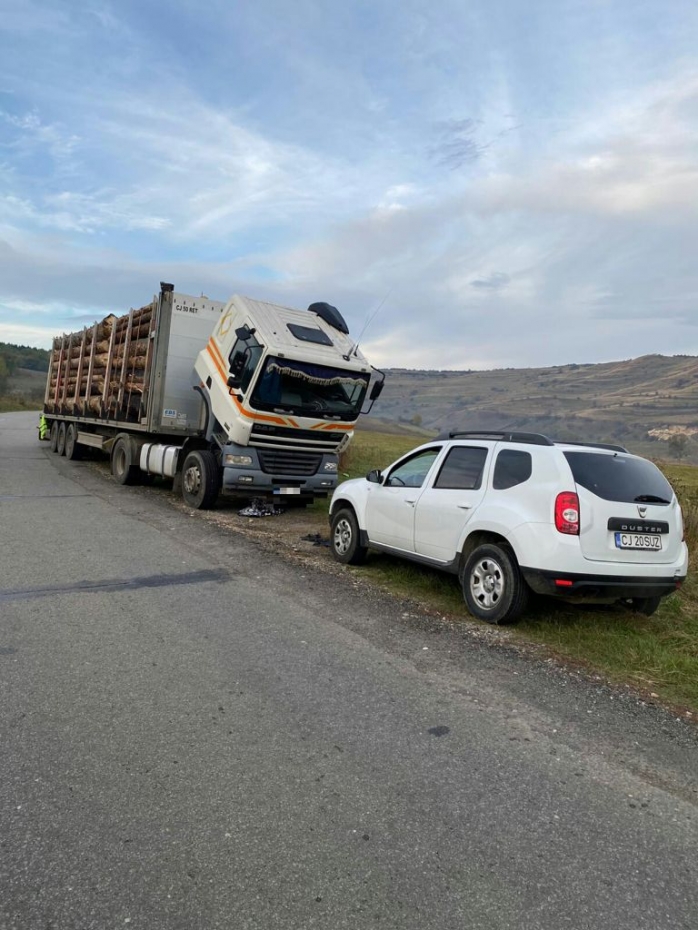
47;301;157;421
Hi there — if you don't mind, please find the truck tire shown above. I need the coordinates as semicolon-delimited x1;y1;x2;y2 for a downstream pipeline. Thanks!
462;543;528;625
182;450;220;509
330;507;368;565
111;435;139;485
56;421;67;456
64;423;81;460
49;421;59;453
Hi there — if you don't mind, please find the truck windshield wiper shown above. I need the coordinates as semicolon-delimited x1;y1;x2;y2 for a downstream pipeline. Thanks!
634;494;670;504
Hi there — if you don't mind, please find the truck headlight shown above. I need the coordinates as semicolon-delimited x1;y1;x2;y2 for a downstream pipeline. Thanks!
323;461;337;472
224;454;253;466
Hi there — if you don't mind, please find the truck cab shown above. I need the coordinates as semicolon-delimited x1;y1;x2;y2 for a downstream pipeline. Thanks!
195;295;381;500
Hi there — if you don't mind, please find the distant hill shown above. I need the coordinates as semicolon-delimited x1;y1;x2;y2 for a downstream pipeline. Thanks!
1;340;694;462
367;354;698;462
0;343;50;409
0;342;50;375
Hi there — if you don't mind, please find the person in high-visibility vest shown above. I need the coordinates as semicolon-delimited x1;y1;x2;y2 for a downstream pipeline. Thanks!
37;414;50;440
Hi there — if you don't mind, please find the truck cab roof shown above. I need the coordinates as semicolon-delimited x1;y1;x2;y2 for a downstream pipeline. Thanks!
226;295;370;372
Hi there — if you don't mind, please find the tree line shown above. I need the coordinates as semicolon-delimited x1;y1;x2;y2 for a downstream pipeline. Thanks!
0;342;50;394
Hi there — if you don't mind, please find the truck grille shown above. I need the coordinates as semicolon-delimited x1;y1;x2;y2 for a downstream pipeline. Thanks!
250;423;345;454
257;449;323;476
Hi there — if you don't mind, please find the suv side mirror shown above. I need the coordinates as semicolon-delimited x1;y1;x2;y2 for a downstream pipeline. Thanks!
366;469;382;484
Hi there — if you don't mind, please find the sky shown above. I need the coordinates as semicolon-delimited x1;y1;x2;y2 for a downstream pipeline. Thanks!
0;0;697;370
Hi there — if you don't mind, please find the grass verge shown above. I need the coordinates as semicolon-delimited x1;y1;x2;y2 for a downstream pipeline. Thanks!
0;395;42;413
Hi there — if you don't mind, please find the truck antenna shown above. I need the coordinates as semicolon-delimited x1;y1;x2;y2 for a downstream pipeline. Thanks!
350;290;391;358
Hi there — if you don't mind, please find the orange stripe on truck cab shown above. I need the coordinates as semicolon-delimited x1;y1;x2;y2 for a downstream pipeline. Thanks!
209;337;227;370
206;342;227;381
207;339;355;431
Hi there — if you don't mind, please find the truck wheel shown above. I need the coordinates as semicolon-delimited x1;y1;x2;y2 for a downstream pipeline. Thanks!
330;507;368;565
462;543;528;624
182;450;220;509
56;421;67;456
64;423;81;460
49;422;59;453
111;435;139;485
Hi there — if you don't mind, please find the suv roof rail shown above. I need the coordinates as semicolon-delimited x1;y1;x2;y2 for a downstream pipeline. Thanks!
555;440;629;454
438;430;554;446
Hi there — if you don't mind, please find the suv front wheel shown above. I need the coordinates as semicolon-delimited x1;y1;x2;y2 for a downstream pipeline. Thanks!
331;507;368;565
462;543;528;625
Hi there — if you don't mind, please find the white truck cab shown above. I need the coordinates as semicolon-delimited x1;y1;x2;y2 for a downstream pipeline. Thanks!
195;294;383;500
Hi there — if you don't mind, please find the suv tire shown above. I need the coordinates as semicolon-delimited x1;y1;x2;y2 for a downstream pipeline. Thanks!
462;543;528;625
331;507;368;565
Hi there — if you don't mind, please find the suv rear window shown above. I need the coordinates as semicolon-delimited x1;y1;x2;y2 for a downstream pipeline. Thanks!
493;450;532;490
563;451;673;504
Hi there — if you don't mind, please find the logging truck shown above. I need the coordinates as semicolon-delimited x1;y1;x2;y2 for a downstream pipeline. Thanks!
43;282;384;508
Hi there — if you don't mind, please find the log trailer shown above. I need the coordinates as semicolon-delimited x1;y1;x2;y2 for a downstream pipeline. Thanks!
43;282;384;508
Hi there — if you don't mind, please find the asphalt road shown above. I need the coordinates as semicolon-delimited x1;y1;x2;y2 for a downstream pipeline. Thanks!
1;410;696;930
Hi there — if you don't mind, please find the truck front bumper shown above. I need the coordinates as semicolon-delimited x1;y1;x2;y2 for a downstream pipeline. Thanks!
220;443;338;498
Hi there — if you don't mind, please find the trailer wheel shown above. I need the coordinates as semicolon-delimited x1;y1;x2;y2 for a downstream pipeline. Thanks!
111;435;139;485
49;421;59;453
64;423;81;460
56;421;67;456
182;450;220;509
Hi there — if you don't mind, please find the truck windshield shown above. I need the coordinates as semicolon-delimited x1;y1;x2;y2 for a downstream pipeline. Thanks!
250;357;370;419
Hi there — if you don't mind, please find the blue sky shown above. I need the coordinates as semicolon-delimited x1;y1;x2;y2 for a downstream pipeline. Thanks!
1;0;697;369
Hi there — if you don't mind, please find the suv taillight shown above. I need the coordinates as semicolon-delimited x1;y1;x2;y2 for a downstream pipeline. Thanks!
555;491;580;535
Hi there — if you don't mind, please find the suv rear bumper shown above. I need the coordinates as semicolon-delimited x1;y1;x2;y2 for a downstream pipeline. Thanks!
521;568;685;600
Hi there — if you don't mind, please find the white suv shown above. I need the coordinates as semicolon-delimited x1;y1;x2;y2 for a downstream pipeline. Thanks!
329;431;688;624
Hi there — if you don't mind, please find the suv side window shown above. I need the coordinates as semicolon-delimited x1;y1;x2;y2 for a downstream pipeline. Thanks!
433;446;488;490
493;450;532;490
386;448;441;488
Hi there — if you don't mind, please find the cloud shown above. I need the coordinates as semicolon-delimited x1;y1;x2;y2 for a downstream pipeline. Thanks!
430;118;488;169
1;109;80;163
470;272;510;290
0;1;696;373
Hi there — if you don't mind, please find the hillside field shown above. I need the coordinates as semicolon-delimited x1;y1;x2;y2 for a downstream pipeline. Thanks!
369;354;698;462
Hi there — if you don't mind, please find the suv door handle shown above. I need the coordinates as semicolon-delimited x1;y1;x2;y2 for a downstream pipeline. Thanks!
405;499;417;505
457;503;473;509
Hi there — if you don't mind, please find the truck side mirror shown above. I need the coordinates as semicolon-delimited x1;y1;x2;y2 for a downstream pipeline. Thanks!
227;375;241;389
370;381;384;401
366;469;382;484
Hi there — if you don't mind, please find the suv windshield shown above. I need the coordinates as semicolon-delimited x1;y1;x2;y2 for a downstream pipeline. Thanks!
564;451;673;504
250;357;370;419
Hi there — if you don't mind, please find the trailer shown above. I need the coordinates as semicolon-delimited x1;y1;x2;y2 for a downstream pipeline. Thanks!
44;283;384;508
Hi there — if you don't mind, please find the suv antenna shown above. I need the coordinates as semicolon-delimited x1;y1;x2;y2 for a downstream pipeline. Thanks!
350;290;391;358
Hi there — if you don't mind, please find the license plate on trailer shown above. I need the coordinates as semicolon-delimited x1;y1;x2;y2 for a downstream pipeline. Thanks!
273;487;302;495
614;533;662;551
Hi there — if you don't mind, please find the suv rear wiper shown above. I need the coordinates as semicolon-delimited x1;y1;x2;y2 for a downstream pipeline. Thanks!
634;494;670;504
